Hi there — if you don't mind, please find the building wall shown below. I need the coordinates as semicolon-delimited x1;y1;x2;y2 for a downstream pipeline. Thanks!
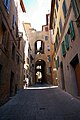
23;16;52;84
50;0;80;96
0;0;26;105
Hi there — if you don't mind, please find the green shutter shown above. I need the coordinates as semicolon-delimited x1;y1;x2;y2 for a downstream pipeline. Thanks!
65;34;69;50
61;41;66;56
69;21;75;40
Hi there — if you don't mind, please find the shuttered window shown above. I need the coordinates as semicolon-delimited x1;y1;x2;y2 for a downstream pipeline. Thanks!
61;41;66;56
69;21;75;40
62;0;67;18
65;34;69;50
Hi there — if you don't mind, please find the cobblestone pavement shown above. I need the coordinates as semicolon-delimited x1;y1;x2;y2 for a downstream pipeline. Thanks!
0;84;80;120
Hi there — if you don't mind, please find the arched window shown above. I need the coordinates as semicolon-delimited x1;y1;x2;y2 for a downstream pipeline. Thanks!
35;40;44;54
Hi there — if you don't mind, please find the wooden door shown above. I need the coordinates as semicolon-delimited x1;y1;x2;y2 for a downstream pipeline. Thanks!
75;64;80;96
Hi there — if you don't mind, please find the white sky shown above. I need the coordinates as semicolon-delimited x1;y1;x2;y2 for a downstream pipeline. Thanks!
23;0;51;31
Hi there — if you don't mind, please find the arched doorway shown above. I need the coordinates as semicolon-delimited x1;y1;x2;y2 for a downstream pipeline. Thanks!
35;60;46;83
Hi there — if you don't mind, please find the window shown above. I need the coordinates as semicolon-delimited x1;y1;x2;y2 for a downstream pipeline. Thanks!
16;55;20;64
47;55;50;62
56;56;59;70
69;21;75;40
12;44;15;60
47;67;51;73
62;0;67;18
61;41;66;56
65;34;69;50
4;0;11;11
12;15;16;29
15;23;18;37
47;44;50;51
35;41;44;54
57;27;60;40
0;65;2;84
17;39;20;49
59;18;62;33
71;0;79;19
2;23;9;50
56;0;59;11
54;43;56;51
45;27;48;31
45;36;48;40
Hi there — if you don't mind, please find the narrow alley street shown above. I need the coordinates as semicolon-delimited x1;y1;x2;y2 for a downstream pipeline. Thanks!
0;84;80;120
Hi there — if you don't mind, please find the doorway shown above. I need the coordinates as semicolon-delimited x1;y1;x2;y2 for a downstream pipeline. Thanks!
10;72;14;96
60;61;65;90
70;54;80;96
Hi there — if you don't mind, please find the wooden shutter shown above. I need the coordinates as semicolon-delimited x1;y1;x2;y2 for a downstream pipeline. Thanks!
65;34;69;50
61;41;66;56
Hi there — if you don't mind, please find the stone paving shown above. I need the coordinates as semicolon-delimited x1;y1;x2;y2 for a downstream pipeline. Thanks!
0;84;80;120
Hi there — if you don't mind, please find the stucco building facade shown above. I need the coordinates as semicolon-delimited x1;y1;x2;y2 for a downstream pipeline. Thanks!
0;0;26;105
50;0;80;97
